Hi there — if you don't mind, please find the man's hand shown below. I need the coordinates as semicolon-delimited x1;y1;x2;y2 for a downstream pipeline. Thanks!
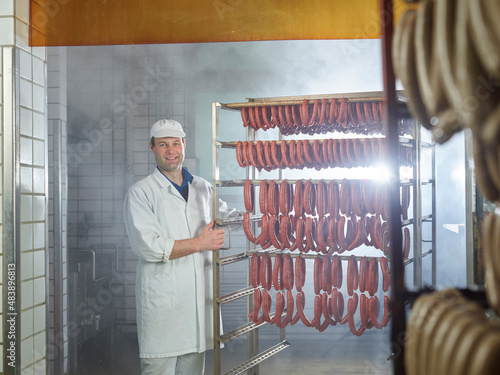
197;220;225;250
169;220;226;260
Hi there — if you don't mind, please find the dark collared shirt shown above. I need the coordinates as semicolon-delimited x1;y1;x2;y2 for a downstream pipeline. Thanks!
157;167;193;201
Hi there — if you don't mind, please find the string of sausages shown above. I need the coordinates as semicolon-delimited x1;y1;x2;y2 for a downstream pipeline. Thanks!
248;252;391;335
236;138;413;171
243;179;412;256
240;98;385;135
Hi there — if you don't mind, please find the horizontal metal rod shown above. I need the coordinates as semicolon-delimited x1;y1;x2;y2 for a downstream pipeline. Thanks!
217;286;255;305
223;340;291;375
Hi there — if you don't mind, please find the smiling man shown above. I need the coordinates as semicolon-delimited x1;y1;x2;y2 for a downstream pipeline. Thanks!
123;119;241;375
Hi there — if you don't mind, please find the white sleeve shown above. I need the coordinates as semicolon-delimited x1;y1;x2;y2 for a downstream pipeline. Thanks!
123;186;174;262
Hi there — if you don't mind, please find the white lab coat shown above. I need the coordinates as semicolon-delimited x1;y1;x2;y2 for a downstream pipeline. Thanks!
123;168;240;358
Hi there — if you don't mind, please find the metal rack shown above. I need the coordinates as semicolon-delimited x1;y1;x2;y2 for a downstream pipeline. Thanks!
211;89;436;374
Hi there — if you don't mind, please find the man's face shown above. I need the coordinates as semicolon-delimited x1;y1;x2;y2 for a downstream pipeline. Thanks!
151;137;186;174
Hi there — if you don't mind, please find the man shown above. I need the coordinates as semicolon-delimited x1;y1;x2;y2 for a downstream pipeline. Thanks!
123;119;241;375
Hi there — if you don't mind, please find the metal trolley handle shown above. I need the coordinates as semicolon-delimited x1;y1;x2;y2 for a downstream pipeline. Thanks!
215;219;232;250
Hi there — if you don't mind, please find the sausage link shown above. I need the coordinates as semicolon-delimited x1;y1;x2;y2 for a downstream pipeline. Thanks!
281;289;295;327
347;216;366;251
336;215;348;252
328;98;337;124
309;99;319;126
315;217;328;254
358;256;368;293
368;296;382;329
295;217;304;252
312;140;323;169
380;256;390;292
256;141;269;171
268;215;282;249
267;180;279;216
283;254;294;291
261;106;273;129
244;179;254;212
368;257;379;296
291;104;302;133
331;254;343;289
295;256;306;292
277;105;287;129
243;212;256;244
331;288;346;324
347;293;365;336
279;180;290;215
345;139;357;166
272;253;283;291
262;289;273;323
280;215;291;250
339;179;351;215
321;255;332;294
314;257;322;295
305;216;316;253
260;253;272;290
327;217;338;254
281;140;291;168
274;291;285;327
302;140;315;166
351;180;364;217
318;98;327;127
300;99;310;127
310;294;322;329
241;107;250;127
270;141;282;168
247;141;259;169
288;140;297;168
321;292;336;326
293;181;304;218
236;141;245;167
303;181;317;216
296;290;311;327
317;180;327;218
259;180;268;215
250;252;260;288
259;214;271;248
347;255;359;296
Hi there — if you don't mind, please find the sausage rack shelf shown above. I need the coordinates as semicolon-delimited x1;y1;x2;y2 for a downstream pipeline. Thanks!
211;88;436;374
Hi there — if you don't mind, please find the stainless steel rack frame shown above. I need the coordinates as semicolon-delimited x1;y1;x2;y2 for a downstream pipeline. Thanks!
212;88;436;374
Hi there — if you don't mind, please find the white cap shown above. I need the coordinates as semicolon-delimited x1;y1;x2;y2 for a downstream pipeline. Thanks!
150;119;186;139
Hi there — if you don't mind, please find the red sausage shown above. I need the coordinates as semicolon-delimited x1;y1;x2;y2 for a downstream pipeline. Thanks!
331;254;343;289
283;254;294;291
358;256;368;293
259;180;268;215
241;107;250;127
244;179;254;212
236;141;245;167
250;252;260;288
268;215;281;249
314;257;322;295
272;253;283;291
270;141;282;168
368;257;379;296
295;256;306;292
296;291;311;327
260;253;272;290
243;212;256;244
267;180;279;216
380;256;390;292
275;291;285;327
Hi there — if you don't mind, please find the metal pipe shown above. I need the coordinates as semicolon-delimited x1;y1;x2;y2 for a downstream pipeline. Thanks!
379;1;406;375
